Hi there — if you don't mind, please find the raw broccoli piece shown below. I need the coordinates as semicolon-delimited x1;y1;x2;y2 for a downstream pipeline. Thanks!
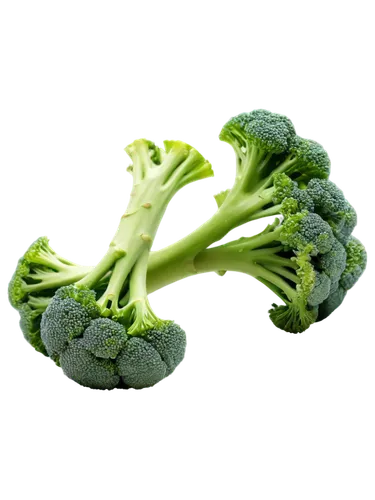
38;139;209;389
316;237;366;321
41;286;99;358
147;110;331;284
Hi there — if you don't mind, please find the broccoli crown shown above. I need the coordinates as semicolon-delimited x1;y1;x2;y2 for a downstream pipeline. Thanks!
40;286;100;358
307;271;331;307
116;337;167;389
340;237;367;291
60;339;120;390
219;109;295;153
316;238;347;282
307;178;346;213
272;173;315;215
280;211;334;256
287;136;331;180
272;173;295;204
142;321;186;376
82;318;127;359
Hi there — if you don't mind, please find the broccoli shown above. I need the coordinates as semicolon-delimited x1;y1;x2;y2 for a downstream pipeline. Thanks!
147;110;331;283
339;236;367;291
40;137;207;390
9;110;367;390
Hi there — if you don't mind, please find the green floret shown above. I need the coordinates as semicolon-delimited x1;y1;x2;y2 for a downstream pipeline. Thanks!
317;238;347;282
307;179;357;244
60;338;120;390
144;321;186;376
283;136;331;181
339;237;367;291
307;271;331;307
280;211;334;256
40;286;99;358
82;318;127;359
116;337;167;389
307;178;346;213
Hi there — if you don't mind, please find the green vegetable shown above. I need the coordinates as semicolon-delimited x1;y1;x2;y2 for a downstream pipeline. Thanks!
40;137;210;390
8;110;367;390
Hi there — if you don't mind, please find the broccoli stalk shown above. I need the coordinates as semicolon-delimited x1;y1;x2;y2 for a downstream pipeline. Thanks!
76;139;213;319
37;139;211;389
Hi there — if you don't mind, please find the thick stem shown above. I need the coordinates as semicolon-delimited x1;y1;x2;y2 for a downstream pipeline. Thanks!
147;187;277;285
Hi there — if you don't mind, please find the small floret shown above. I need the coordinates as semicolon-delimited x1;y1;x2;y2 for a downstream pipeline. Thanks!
144;321;186;376
116;337;167;389
339;236;367;291
307;271;331;307
41;286;99;358
280;211;334;255
60;339;120;390
82;318;127;359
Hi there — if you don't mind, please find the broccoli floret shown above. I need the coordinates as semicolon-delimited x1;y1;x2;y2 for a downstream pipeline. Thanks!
82;318;127;359
116;337;167;389
41;286;99;358
316;238;347;282
339;237;367;291
307;179;357;244
307;271;331;307
36;139;210;389
60;339;120;390
144;321;186;376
